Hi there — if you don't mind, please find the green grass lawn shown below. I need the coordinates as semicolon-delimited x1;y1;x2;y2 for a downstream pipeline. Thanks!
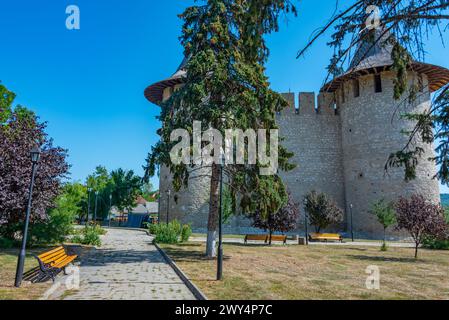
0;248;52;300
160;242;449;300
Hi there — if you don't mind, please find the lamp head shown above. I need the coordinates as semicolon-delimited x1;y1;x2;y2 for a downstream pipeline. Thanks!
30;146;41;164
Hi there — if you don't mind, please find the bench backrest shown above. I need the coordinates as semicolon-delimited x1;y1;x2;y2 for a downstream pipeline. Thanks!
309;233;342;240
245;235;268;241
38;246;67;264
269;235;287;242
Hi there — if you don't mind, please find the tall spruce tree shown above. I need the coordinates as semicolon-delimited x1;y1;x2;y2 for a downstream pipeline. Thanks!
144;0;296;257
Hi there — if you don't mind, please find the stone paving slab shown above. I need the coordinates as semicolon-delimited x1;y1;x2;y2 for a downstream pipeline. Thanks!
58;228;196;300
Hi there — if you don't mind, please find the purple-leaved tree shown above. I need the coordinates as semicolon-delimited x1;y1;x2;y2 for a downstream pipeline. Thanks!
251;194;299;245
0;84;69;239
395;194;448;258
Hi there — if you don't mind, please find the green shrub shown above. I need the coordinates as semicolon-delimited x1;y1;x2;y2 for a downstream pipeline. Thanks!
422;236;449;250
172;220;181;235
147;223;158;235
380;242;388;251
28;209;76;247
181;224;192;242
0;205;76;248
0;237;15;249
153;223;179;244
149;220;192;244
71;225;104;246
86;222;107;235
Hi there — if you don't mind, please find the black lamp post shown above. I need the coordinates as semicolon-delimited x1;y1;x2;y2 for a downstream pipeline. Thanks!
14;146;41;287
304;199;309;246
217;156;225;281
87;187;92;224
166;189;171;224
94;191;99;222
350;203;354;242
108;194;112;227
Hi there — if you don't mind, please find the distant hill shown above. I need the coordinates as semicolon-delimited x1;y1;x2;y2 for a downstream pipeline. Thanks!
441;194;449;207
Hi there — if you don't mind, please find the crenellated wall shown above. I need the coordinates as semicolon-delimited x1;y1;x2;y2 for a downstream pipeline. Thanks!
277;92;346;232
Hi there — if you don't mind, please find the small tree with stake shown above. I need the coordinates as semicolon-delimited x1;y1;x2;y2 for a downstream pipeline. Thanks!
370;199;397;251
304;191;343;233
251;194;299;245
395;194;448;259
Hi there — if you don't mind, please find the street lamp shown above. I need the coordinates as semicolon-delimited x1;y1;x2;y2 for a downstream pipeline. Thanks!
217;154;225;281
87;187;92;224
166;189;171;224
108;194;113;227
94;191;99;222
15;146;41;287
304;198;309;246
350;203;354;242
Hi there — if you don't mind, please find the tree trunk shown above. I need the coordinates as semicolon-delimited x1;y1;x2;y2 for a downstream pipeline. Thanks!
415;242;419;259
269;230;273;245
206;163;220;258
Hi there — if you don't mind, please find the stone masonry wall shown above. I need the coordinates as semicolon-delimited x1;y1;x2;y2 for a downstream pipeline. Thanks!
277;92;346;232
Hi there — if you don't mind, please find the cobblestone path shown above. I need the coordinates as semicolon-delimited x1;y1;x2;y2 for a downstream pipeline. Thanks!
62;228;196;300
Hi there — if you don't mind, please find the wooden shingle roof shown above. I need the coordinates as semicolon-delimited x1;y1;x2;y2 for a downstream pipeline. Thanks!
144;58;187;105
321;29;449;93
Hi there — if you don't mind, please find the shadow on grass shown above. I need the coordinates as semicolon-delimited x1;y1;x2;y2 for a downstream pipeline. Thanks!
163;248;231;262
341;247;369;252
224;243;276;248
347;254;417;263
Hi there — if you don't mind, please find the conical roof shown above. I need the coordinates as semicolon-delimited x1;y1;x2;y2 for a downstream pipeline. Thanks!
321;28;449;93
144;58;187;105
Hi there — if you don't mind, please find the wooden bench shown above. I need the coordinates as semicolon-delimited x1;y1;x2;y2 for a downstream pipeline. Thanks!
34;246;78;282
308;233;343;243
267;235;287;244
244;234;268;244
244;234;287;244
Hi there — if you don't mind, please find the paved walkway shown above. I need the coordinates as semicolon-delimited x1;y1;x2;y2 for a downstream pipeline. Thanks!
59;228;195;300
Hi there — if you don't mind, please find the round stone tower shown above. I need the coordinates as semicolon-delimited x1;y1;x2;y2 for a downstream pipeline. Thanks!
321;29;449;238
144;59;212;230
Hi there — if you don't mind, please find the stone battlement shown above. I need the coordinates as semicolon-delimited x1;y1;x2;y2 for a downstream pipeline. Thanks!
280;92;337;116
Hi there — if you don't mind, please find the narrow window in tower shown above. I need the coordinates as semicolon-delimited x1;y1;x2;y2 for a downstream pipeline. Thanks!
418;74;424;92
353;79;360;97
374;74;382;93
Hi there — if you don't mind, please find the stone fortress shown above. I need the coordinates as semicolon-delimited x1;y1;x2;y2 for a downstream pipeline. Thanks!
144;30;449;239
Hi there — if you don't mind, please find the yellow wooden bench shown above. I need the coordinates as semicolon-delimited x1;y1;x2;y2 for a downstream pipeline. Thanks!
267;235;288;244
244;234;268;244
244;234;288;244
309;233;343;243
34;246;78;281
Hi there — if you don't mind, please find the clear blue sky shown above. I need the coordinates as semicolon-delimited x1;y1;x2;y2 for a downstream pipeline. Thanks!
1;1;448;192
